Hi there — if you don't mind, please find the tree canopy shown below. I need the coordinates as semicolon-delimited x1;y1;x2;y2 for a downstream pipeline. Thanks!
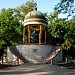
54;0;75;18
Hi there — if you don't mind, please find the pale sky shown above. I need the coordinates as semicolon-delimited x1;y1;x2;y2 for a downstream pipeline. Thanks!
0;0;68;18
0;0;60;13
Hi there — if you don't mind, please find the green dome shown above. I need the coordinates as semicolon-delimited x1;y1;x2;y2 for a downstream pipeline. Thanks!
24;10;48;26
25;11;46;21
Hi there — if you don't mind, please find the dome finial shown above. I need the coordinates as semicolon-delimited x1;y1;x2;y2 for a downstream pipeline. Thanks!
33;5;37;11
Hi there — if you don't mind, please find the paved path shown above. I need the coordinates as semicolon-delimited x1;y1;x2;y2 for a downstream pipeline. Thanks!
0;64;75;75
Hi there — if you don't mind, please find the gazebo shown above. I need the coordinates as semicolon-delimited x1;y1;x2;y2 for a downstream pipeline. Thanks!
23;8;47;44
7;8;62;64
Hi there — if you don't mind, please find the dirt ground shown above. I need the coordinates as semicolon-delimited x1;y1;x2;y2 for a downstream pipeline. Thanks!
0;63;75;75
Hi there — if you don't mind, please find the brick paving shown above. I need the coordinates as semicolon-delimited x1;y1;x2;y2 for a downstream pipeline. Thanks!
0;64;75;75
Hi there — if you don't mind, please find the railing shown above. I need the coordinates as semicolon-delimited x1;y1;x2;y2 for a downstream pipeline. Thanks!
43;46;61;63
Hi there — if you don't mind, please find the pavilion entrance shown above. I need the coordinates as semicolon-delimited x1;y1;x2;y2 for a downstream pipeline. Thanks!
31;30;39;43
23;24;47;44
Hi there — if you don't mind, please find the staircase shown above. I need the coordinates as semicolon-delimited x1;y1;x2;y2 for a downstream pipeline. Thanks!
43;46;61;63
9;46;28;63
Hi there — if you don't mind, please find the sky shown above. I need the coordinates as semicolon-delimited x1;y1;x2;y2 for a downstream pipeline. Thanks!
0;0;67;18
0;0;60;13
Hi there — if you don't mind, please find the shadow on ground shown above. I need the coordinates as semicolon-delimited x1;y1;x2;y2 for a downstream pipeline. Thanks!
57;62;75;69
0;64;18;69
0;63;75;75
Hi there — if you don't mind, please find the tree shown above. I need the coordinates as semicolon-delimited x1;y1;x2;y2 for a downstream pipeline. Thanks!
14;0;37;22
0;8;22;49
47;11;66;45
47;10;75;58
54;0;75;18
62;18;75;50
54;0;75;58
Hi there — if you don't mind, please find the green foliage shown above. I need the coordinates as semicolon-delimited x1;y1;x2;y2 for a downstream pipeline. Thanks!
14;0;37;21
0;8;21;47
62;39;73;50
54;0;75;18
47;11;66;45
47;10;75;52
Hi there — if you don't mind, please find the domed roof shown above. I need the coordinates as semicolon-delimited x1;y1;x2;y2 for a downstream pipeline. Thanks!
25;11;46;21
24;10;48;26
